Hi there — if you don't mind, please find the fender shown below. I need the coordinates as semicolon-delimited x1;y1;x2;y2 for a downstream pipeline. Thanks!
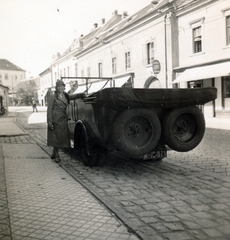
74;120;90;155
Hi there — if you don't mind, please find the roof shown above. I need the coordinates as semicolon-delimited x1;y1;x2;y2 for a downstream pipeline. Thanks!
0;59;25;71
39;67;51;76
56;0;199;60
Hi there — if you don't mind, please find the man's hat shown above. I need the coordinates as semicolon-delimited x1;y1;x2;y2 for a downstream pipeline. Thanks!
56;79;65;86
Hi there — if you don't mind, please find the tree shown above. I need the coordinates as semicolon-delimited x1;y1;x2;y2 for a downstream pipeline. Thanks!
15;80;38;106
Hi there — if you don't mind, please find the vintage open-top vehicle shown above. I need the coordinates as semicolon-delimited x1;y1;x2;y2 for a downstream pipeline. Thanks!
63;76;217;166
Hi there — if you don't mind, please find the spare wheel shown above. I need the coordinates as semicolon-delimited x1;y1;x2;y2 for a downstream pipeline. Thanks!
112;108;161;158
163;106;205;152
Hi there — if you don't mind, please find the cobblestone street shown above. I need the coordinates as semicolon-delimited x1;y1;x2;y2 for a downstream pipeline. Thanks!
8;110;229;240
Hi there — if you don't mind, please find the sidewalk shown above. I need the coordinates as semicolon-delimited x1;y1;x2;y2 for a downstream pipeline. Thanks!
205;117;230;130
0;115;139;240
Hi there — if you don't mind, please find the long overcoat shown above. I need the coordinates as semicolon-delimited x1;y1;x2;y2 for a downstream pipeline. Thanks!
47;93;70;148
47;92;84;148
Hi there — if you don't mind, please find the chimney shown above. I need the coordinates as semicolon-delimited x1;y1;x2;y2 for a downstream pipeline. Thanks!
93;23;98;29
101;18;105;24
123;11;128;18
113;10;118;15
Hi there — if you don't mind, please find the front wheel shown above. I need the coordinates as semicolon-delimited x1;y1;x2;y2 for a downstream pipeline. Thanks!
163;106;205;152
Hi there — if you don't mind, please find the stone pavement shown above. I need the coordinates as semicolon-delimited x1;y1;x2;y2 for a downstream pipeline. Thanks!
13;109;230;240
0;113;139;240
1;108;230;240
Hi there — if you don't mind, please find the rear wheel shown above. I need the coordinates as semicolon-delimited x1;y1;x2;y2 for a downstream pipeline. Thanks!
163;106;205;152
112;109;161;158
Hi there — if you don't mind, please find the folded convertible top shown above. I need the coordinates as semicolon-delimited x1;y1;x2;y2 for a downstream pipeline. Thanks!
85;87;217;109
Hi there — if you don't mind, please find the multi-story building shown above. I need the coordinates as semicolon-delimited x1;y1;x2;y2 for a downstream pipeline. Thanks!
173;0;230;118
0;59;26;105
41;0;230;118
50;2;172;89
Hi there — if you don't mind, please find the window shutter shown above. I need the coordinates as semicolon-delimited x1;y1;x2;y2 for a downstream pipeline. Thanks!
151;42;155;62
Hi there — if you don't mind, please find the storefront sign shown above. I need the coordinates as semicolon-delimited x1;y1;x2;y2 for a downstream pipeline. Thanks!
152;60;161;75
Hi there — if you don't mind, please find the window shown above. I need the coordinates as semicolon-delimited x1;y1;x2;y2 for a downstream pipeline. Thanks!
15;75;17;80
226;16;230;45
125;51;131;70
193;26;202;53
98;63;103;77
64;68;66;77
0;74;2;79
5;73;8;80
147;42;154;64
67;67;69;77
112;57;117;74
75;63;78;77
60;70;62;78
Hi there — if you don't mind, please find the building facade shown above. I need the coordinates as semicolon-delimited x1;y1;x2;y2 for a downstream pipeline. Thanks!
39;0;230;118
38;68;52;106
0;83;9;114
0;59;26;105
173;0;230;118
50;3;173;89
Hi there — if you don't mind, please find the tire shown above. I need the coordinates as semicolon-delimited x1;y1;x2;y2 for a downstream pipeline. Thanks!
112;108;161;158
80;131;97;167
163;106;205;152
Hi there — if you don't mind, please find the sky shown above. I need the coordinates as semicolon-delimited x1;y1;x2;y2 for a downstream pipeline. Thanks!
0;0;152;78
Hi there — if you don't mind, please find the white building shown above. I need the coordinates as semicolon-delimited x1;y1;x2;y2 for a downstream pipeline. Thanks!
0;59;26;105
38;68;52;106
39;0;230;118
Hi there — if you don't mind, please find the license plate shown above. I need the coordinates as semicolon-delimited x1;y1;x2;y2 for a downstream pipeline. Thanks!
143;150;167;160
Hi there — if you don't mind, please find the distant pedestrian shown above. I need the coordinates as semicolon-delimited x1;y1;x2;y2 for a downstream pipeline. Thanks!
47;79;84;163
32;98;38;112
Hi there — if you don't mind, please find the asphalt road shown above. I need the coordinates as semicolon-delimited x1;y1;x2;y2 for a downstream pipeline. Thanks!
13;110;230;240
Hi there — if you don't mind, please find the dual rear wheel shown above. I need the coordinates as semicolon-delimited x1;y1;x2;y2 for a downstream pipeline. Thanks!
78;106;205;166
111;106;205;156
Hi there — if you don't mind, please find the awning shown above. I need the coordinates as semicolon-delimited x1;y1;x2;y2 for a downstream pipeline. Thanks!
88;80;110;94
73;85;87;94
173;62;230;83
113;76;130;87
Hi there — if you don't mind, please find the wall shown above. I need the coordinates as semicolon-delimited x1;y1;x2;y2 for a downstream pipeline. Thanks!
177;0;230;66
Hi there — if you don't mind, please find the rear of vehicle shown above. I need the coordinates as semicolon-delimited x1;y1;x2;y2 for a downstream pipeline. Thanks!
64;76;217;166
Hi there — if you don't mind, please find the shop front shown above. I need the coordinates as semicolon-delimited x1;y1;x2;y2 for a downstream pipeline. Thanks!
173;61;230;118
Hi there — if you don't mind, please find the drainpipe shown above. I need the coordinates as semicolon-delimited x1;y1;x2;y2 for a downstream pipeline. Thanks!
164;13;168;89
